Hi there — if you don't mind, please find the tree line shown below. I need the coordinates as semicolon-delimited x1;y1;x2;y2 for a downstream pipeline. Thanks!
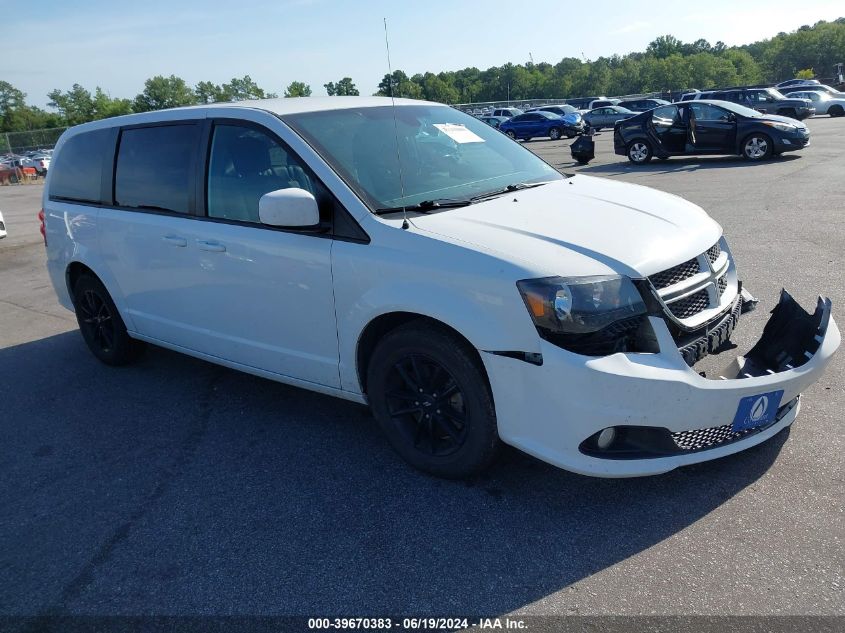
1;18;843;135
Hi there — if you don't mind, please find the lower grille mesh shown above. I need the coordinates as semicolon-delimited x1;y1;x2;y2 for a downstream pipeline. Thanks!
671;424;751;450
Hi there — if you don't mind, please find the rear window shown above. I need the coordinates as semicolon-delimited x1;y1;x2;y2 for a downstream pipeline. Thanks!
49;129;111;203
115;124;201;213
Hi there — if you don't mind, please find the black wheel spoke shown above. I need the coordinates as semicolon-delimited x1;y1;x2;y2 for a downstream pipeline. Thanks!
438;379;459;399
433;415;461;442
394;362;420;393
386;389;419;402
441;407;466;425
389;404;422;417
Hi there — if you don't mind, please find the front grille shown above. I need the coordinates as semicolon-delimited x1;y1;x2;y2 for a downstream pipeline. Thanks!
649;257;699;290
717;276;727;296
668;288;710;319
706;243;721;264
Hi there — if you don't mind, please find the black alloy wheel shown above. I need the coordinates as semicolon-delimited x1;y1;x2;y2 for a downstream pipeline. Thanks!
367;322;500;478
73;274;145;365
384;354;468;458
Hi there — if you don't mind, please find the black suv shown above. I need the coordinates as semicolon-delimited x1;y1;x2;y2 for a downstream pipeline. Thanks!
695;88;814;120
617;98;670;112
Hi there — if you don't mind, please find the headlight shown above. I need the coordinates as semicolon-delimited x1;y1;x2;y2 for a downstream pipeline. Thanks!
763;121;796;132
517;275;657;355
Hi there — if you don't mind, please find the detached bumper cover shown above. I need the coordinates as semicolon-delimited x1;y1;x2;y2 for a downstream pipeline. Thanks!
483;290;839;477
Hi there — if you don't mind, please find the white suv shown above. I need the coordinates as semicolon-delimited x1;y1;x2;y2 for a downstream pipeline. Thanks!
42;97;839;478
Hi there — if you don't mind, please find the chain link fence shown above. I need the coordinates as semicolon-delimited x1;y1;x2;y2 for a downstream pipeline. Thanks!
2;127;67;154
1;127;67;186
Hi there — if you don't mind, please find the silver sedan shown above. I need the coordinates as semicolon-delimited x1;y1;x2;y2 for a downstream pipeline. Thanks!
583;105;636;130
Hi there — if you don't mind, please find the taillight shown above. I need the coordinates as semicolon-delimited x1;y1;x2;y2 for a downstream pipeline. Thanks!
38;208;46;246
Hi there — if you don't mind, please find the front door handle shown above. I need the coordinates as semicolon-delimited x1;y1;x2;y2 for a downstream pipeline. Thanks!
162;235;187;247
197;239;226;253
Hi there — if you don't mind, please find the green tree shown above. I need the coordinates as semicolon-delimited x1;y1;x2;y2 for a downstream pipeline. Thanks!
284;81;312;97
195;80;225;104
132;75;196;112
375;70;422;98
647;35;683;59
796;68;815;79
324;77;359;96
47;84;96;126
221;75;276;101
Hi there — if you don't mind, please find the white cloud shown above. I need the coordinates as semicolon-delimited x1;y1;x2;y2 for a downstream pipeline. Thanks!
610;21;651;35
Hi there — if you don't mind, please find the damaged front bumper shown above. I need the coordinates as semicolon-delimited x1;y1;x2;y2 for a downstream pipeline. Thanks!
482;290;839;477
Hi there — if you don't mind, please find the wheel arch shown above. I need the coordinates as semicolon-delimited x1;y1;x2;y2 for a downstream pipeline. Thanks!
64;259;135;330
356;312;490;396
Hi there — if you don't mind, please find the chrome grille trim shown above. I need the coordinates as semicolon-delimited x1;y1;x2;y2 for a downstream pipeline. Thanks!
648;239;738;329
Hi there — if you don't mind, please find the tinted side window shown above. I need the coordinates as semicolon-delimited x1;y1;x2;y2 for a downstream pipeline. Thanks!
50;129;111;203
115;124;200;213
207;124;314;224
690;103;731;121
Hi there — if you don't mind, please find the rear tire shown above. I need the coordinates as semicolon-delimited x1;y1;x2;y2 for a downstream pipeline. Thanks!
505;130;516;139
742;133;773;161
829;105;844;117
367;322;500;479
72;274;145;366
627;140;653;164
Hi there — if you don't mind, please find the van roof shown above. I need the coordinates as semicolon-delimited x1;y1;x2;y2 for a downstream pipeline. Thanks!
60;97;443;135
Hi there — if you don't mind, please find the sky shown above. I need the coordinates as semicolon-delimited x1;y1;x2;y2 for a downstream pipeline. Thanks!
6;0;844;108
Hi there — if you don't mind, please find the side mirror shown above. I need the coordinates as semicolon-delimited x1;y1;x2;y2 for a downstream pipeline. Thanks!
258;188;320;228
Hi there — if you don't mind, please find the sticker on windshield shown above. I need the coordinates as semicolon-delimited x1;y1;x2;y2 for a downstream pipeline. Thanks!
433;123;485;144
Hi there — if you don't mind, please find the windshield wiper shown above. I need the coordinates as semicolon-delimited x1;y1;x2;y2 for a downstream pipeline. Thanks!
470;181;551;201
374;198;473;215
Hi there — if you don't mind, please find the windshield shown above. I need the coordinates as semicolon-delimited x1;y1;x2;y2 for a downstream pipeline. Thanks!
767;88;787;99
283;105;562;211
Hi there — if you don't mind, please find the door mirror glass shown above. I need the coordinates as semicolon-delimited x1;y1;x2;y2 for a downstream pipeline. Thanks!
258;188;320;228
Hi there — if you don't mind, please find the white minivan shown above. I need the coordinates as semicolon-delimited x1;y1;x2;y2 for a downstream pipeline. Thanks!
42;97;839;478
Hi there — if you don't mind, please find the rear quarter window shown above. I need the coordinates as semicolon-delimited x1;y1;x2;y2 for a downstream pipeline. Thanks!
49;129;112;203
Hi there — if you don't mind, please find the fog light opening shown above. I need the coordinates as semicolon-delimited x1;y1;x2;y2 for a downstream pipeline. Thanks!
597;427;617;450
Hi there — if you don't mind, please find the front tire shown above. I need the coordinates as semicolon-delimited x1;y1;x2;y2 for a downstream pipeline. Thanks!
549;127;561;140
742;133;773;161
72;274;145;365
777;108;798;120
367;322;500;479
627;140;653;164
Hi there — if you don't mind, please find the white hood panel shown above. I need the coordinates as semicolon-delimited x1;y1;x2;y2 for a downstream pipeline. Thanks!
410;175;722;278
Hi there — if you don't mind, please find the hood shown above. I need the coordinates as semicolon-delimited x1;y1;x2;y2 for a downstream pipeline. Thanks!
780;97;813;107
409;175;722;279
759;114;809;128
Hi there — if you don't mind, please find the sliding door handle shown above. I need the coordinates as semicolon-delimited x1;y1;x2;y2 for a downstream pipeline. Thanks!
162;235;187;247
197;239;226;253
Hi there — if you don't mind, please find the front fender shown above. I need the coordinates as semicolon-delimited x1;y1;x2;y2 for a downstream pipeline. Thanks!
332;240;540;394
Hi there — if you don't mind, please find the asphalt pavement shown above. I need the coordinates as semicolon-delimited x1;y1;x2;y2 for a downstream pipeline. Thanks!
0;118;842;620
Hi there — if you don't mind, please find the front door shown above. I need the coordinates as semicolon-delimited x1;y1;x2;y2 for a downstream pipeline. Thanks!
688;103;736;152
184;121;340;387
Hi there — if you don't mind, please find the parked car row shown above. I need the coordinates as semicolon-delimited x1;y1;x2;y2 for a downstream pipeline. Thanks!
1;149;52;178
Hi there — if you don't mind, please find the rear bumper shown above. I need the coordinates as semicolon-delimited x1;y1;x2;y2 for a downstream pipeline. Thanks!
483;291;839;477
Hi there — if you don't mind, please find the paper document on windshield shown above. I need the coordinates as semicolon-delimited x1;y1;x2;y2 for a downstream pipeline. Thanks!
434;123;485;144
